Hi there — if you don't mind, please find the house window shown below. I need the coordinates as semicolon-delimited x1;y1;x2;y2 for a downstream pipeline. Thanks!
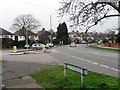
20;36;22;38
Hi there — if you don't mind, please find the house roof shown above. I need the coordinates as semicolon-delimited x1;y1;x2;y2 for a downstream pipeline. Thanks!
69;31;81;37
37;28;51;36
0;27;13;35
14;30;36;36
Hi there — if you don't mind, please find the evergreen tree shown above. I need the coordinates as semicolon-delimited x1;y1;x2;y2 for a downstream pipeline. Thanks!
56;22;69;44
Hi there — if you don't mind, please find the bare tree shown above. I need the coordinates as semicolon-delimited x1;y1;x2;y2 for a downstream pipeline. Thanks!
11;14;41;51
11;14;41;33
58;0;120;33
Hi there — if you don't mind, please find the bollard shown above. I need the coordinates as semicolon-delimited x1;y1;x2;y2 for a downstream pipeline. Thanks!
42;44;46;53
13;46;17;53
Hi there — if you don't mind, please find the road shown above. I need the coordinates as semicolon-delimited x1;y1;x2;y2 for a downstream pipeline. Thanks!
48;44;119;78
1;44;119;87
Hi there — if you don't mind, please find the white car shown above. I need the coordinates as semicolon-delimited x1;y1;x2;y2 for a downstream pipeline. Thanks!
80;40;86;44
46;43;54;47
24;44;30;49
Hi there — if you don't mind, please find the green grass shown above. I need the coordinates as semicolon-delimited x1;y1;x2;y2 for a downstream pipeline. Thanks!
30;66;119;89
89;45;120;52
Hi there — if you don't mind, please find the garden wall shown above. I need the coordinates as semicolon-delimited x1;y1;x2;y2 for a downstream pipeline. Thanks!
101;43;120;48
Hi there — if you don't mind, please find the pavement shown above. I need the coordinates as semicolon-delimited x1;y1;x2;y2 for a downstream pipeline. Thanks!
3;76;44;89
2;49;59;89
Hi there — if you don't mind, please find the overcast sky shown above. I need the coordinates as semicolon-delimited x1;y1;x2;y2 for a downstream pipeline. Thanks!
0;0;119;33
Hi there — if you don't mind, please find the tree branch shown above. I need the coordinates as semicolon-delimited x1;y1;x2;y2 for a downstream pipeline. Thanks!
95;2;120;13
95;14;120;25
85;14;120;33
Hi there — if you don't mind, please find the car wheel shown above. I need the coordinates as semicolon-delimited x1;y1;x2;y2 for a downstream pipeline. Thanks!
33;48;36;50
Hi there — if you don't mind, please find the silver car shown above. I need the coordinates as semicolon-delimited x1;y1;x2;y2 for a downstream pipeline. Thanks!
31;43;43;50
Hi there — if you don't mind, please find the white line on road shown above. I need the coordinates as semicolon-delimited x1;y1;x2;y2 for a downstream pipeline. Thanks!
100;64;110;68
52;49;59;53
72;56;75;58
84;60;92;63
54;50;119;72
91;62;98;65
76;57;79;59
81;58;85;61
111;68;120;72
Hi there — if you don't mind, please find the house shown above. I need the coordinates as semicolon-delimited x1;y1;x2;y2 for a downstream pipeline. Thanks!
37;28;52;43
13;29;37;41
0;27;13;39
69;30;81;43
0;27;13;48
81;33;94;41
69;30;95;43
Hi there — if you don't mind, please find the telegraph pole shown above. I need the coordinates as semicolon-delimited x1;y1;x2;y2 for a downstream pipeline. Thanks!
50;14;52;31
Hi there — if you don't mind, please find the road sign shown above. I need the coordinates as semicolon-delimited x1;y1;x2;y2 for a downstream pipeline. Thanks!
64;62;88;88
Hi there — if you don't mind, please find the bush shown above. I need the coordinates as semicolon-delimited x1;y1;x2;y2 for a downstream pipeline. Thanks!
63;39;71;45
102;39;109;43
2;38;14;48
115;37;120;43
52;39;59;45
18;40;25;48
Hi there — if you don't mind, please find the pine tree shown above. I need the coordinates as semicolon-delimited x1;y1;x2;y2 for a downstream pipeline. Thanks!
57;22;69;44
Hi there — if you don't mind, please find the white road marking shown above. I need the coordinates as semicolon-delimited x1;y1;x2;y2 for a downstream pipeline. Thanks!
1;85;5;87
100;64;110;68
111;68;120;72
76;57;79;59
81;58;85;61
52;50;119;72
72;56;75;58
84;60;92;63
52;49;59;53
91;62;98;65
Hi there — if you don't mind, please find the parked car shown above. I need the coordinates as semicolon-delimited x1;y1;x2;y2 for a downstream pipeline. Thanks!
46;43;54;47
24;44;30;49
80;40;86;44
98;40;103;44
31;43;44;50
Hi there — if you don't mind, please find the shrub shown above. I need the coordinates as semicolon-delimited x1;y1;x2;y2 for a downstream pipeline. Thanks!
102;39;109;43
52;39;59;45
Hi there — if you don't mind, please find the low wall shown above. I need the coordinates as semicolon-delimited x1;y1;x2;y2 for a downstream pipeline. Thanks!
101;43;120;48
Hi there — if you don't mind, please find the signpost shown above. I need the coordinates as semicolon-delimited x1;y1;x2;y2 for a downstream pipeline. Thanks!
64;62;88;88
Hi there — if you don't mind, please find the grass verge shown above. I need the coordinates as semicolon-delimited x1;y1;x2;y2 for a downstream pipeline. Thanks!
30;65;119;89
89;45;120;52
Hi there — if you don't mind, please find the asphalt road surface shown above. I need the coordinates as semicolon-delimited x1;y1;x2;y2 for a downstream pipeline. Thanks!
1;44;119;87
48;44;119;78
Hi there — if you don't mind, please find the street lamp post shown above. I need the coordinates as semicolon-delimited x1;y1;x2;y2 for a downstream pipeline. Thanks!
49;14;53;43
50;14;52;31
26;28;28;53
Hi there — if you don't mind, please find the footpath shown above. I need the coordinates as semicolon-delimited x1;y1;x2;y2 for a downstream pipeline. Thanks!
2;49;58;89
